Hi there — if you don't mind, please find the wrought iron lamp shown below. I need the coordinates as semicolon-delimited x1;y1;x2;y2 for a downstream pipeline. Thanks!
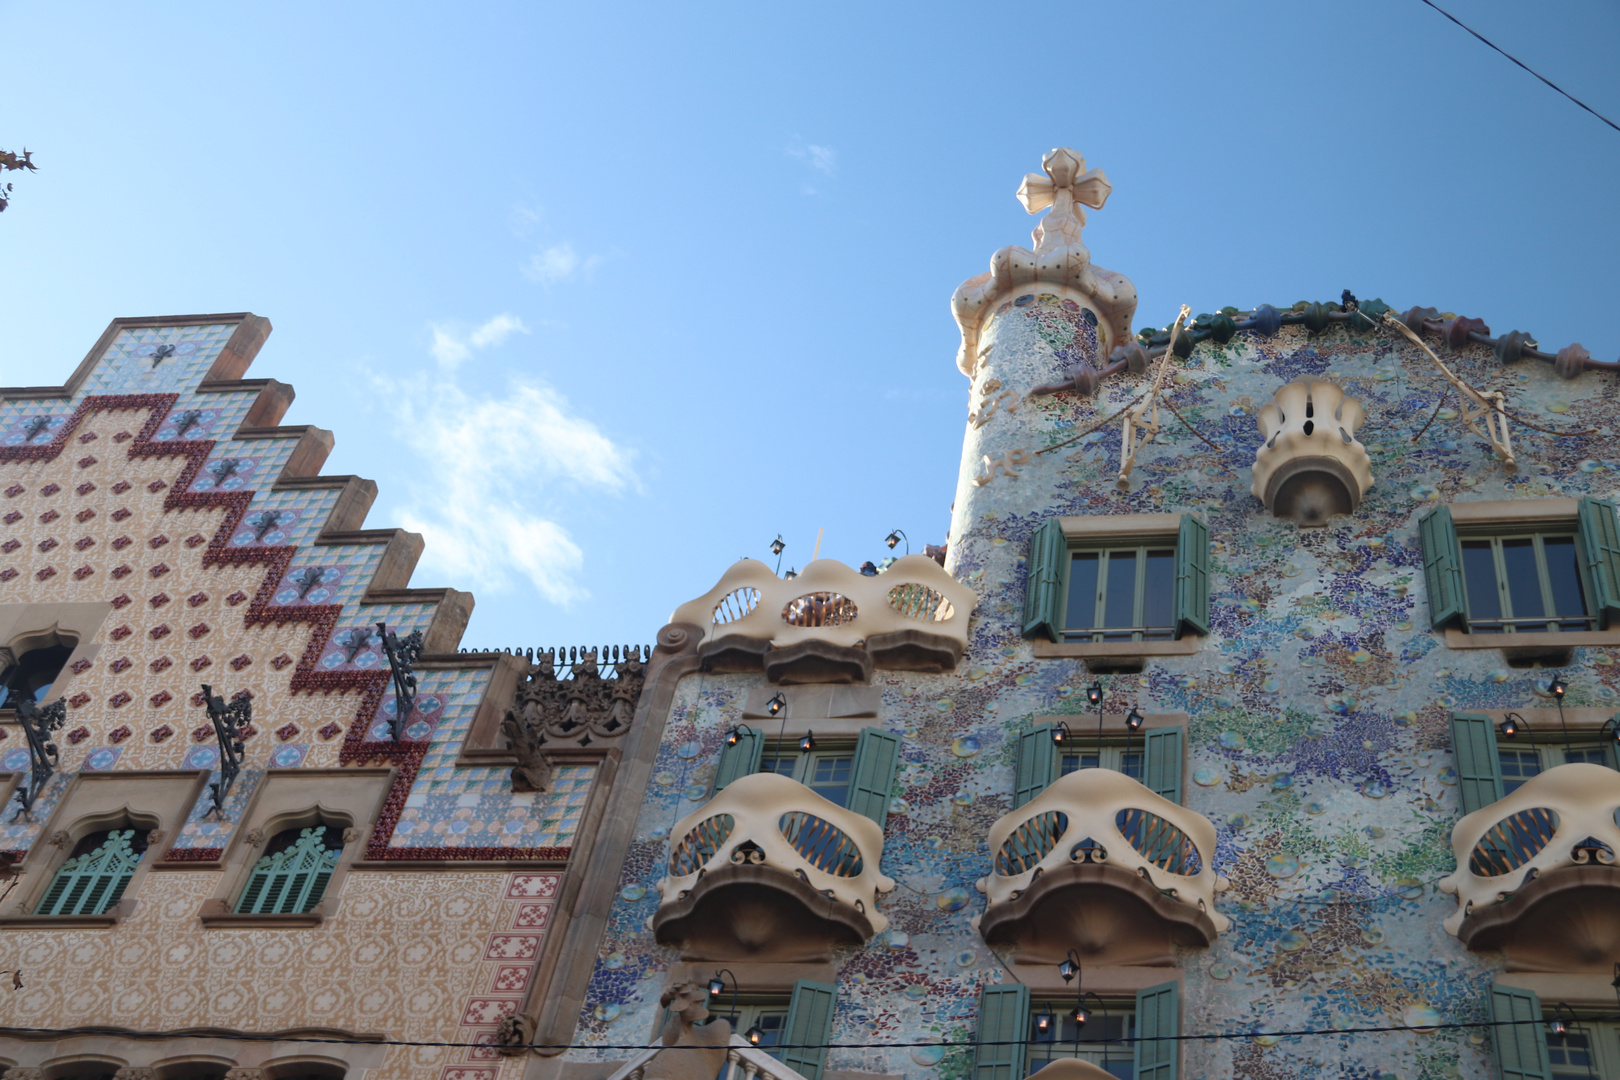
1547;1002;1575;1039
1087;680;1105;759
885;529;909;554
11;695;65;821
770;535;786;574
708;969;741;1029
767;693;787;717
1034;1008;1055;1036
1548;675;1572;754
1050;722;1073;747
745;1024;765;1046
1125;708;1144;773
201;684;251;816
798;731;816;753
1058;949;1081;984
726;724;755;748
378;621;425;742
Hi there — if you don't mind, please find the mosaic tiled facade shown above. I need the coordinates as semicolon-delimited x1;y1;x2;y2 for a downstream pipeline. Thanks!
0;315;613;1078
548;173;1620;1079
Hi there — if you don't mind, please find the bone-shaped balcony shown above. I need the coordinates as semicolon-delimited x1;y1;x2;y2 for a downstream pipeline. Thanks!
974;768;1229;967
1251;376;1372;526
669;556;978;683
1440;762;1620;971
652;772;896;962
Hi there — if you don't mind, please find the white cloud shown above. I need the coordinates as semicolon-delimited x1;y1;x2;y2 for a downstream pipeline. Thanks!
522;243;580;285
428;313;529;370
787;138;837;175
385;363;636;607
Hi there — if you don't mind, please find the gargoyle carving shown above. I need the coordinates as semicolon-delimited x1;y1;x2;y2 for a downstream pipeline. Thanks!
643;982;732;1080
501;648;647;790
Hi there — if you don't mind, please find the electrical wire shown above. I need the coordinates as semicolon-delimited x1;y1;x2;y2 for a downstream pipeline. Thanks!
4;1012;1615;1053
1418;0;1620;135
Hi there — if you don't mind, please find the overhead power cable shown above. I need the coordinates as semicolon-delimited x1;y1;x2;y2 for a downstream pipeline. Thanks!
3;1011;1615;1053
1418;0;1620;135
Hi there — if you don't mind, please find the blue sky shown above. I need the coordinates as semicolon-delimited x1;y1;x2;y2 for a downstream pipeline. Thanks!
3;1;1617;651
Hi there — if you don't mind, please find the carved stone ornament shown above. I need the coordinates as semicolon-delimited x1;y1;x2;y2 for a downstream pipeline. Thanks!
145;829;165;847
243;827;266;848
643;982;732;1080
3;1069;47;1080
222;1070;268;1080
501;648;647;776
112;1069;160;1080
495;1012;536;1057
951;147;1138;376
1251;377;1373;526
342;825;361;844
47;830;70;848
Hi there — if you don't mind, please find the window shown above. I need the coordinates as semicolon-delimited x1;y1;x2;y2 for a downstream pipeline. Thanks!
1420;499;1620;636
1028;999;1134;1078
1459;532;1593;634
711;726;901;829
1489;985;1620;1080
0;640;75;710
973;982;1178;1080
1023;516;1208;645
709;999;792;1056
1451;712;1618;813
1015;725;1181;808
1498;739;1615;795
693;980;836;1080
36;828;148;916
236;825;343;915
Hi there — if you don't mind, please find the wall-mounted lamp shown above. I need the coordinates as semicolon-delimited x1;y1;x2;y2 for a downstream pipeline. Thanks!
885;529;909;554
1086;681;1104;707
746;1025;765;1045
767;693;787;717
1058;949;1080;984
799;731;817;753
1550;677;1567;700
1547;675;1572;754
1050;722;1073;747
1547;1002;1575;1040
709;969;741;1031
726;724;755;748
1500;714;1521;739
1125;708;1145;773
1034;1009;1054;1036
770;535;786;574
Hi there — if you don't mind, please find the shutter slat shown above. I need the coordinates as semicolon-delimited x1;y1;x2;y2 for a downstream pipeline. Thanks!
1490;984;1551;1080
972;983;1028;1080
779;979;837;1080
1134;980;1178;1080
36;830;144;916
1451;712;1504;815
846;728;901;829
1419;505;1466;630
1144;728;1183;804
1174;514;1210;637
712;727;764;795
1577;496;1620;629
1022;519;1068;641
1014;727;1056;810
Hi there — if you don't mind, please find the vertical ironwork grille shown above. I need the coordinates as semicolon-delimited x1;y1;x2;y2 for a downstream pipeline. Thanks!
1114;808;1202;876
1468;807;1560;877
778;812;864;877
993;811;1069;876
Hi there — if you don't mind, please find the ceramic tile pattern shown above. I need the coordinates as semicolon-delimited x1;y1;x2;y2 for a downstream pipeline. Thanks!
565;296;1620;1080
0;319;583;1079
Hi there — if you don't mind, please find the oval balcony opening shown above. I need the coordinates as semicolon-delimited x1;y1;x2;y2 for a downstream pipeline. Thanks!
713;588;759;625
886;583;956;623
1467;807;1560;877
782;592;858;628
669;814;735;877
994;811;1069;876
778;812;864;878
1115;807;1203;877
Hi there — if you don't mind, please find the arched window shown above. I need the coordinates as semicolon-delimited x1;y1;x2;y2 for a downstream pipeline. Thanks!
236;825;344;915
36;828;149;916
0;640;75;709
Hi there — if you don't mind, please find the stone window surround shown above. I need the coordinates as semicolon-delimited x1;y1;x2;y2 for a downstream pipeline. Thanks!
0;1029;382;1077
1443;498;1620;655
192;767;393;929
0;600;114;716
0;769;210;928
1030;513;1201;663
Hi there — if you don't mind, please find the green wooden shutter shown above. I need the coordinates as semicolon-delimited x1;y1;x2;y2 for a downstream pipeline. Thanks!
36;829;145;916
972;983;1029;1080
1451;712;1504;815
1014;727;1057;809
1022;519;1068;641
780;978;837;1080
1144;728;1183;804
1173;514;1210;637
1490;984;1551;1080
1419;505;1466;630
1577;496;1620;629
712;727;764;796
1134;980;1179;1080
847;728;901;829
1607;713;1620;773
235;827;343;915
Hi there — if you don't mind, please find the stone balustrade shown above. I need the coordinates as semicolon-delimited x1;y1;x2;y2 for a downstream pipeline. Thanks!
608;1036;812;1080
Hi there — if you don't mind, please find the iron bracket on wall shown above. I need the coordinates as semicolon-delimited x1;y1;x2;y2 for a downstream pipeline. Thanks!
11;696;65;822
201;684;251;816
378;623;424;742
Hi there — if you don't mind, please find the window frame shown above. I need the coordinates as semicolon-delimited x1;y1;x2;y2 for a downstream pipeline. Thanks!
757;740;859;808
1457;527;1596;635
1026;996;1136;1077
1060;543;1179;644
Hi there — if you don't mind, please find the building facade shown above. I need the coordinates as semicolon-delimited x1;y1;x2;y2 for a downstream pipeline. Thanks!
4;148;1620;1080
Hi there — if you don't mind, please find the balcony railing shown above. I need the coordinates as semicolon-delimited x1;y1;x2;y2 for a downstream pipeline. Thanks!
975;768;1229;959
606;1036;811;1080
655;772;895;939
1440;761;1620;960
669;556;976;672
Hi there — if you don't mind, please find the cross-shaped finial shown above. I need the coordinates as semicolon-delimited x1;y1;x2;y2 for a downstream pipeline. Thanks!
1016;148;1113;254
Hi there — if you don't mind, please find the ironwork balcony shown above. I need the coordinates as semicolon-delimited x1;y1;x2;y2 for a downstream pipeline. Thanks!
1251;376;1372;526
1440;762;1620;971
974;768;1229;967
652;772;895;962
670;556;977;681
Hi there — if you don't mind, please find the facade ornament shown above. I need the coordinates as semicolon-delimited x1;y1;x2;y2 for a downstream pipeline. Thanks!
952;147;1138;377
222;1070;267;1080
495;1012;535;1057
501;647;648;778
1252;377;1373;526
501;709;552;793
145;829;165;847
112;1070;159;1080
643;983;732;1080
242;827;265;848
47;830;71;849
3;1069;46;1080
13;695;66;821
342;825;361;844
